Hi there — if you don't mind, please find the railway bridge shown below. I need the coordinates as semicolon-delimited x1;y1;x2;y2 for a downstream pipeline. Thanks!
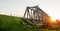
24;6;51;25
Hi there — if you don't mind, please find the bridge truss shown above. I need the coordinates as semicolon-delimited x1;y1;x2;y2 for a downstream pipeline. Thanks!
24;6;51;25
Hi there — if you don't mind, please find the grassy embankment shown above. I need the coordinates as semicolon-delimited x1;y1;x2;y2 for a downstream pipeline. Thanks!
0;14;60;31
0;14;39;31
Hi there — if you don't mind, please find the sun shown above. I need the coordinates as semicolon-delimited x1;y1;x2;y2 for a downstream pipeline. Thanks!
50;17;57;22
51;16;60;20
51;17;56;20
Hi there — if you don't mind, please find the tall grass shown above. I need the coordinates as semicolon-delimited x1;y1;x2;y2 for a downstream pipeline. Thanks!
0;15;38;31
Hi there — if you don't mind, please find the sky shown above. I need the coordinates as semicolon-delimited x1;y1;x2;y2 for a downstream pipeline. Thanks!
0;0;60;19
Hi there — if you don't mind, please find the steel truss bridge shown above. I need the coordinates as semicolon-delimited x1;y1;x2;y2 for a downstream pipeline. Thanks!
24;6;51;25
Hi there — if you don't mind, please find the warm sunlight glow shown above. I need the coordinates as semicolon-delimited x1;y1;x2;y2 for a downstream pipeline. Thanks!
50;17;57;23
51;17;56;21
51;19;56;22
50;14;60;20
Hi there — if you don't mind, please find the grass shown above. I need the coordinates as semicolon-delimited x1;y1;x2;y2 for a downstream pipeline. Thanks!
0;14;38;31
0;14;60;31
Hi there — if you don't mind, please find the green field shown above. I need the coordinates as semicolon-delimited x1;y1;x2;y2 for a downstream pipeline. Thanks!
0;14;60;31
0;14;38;31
